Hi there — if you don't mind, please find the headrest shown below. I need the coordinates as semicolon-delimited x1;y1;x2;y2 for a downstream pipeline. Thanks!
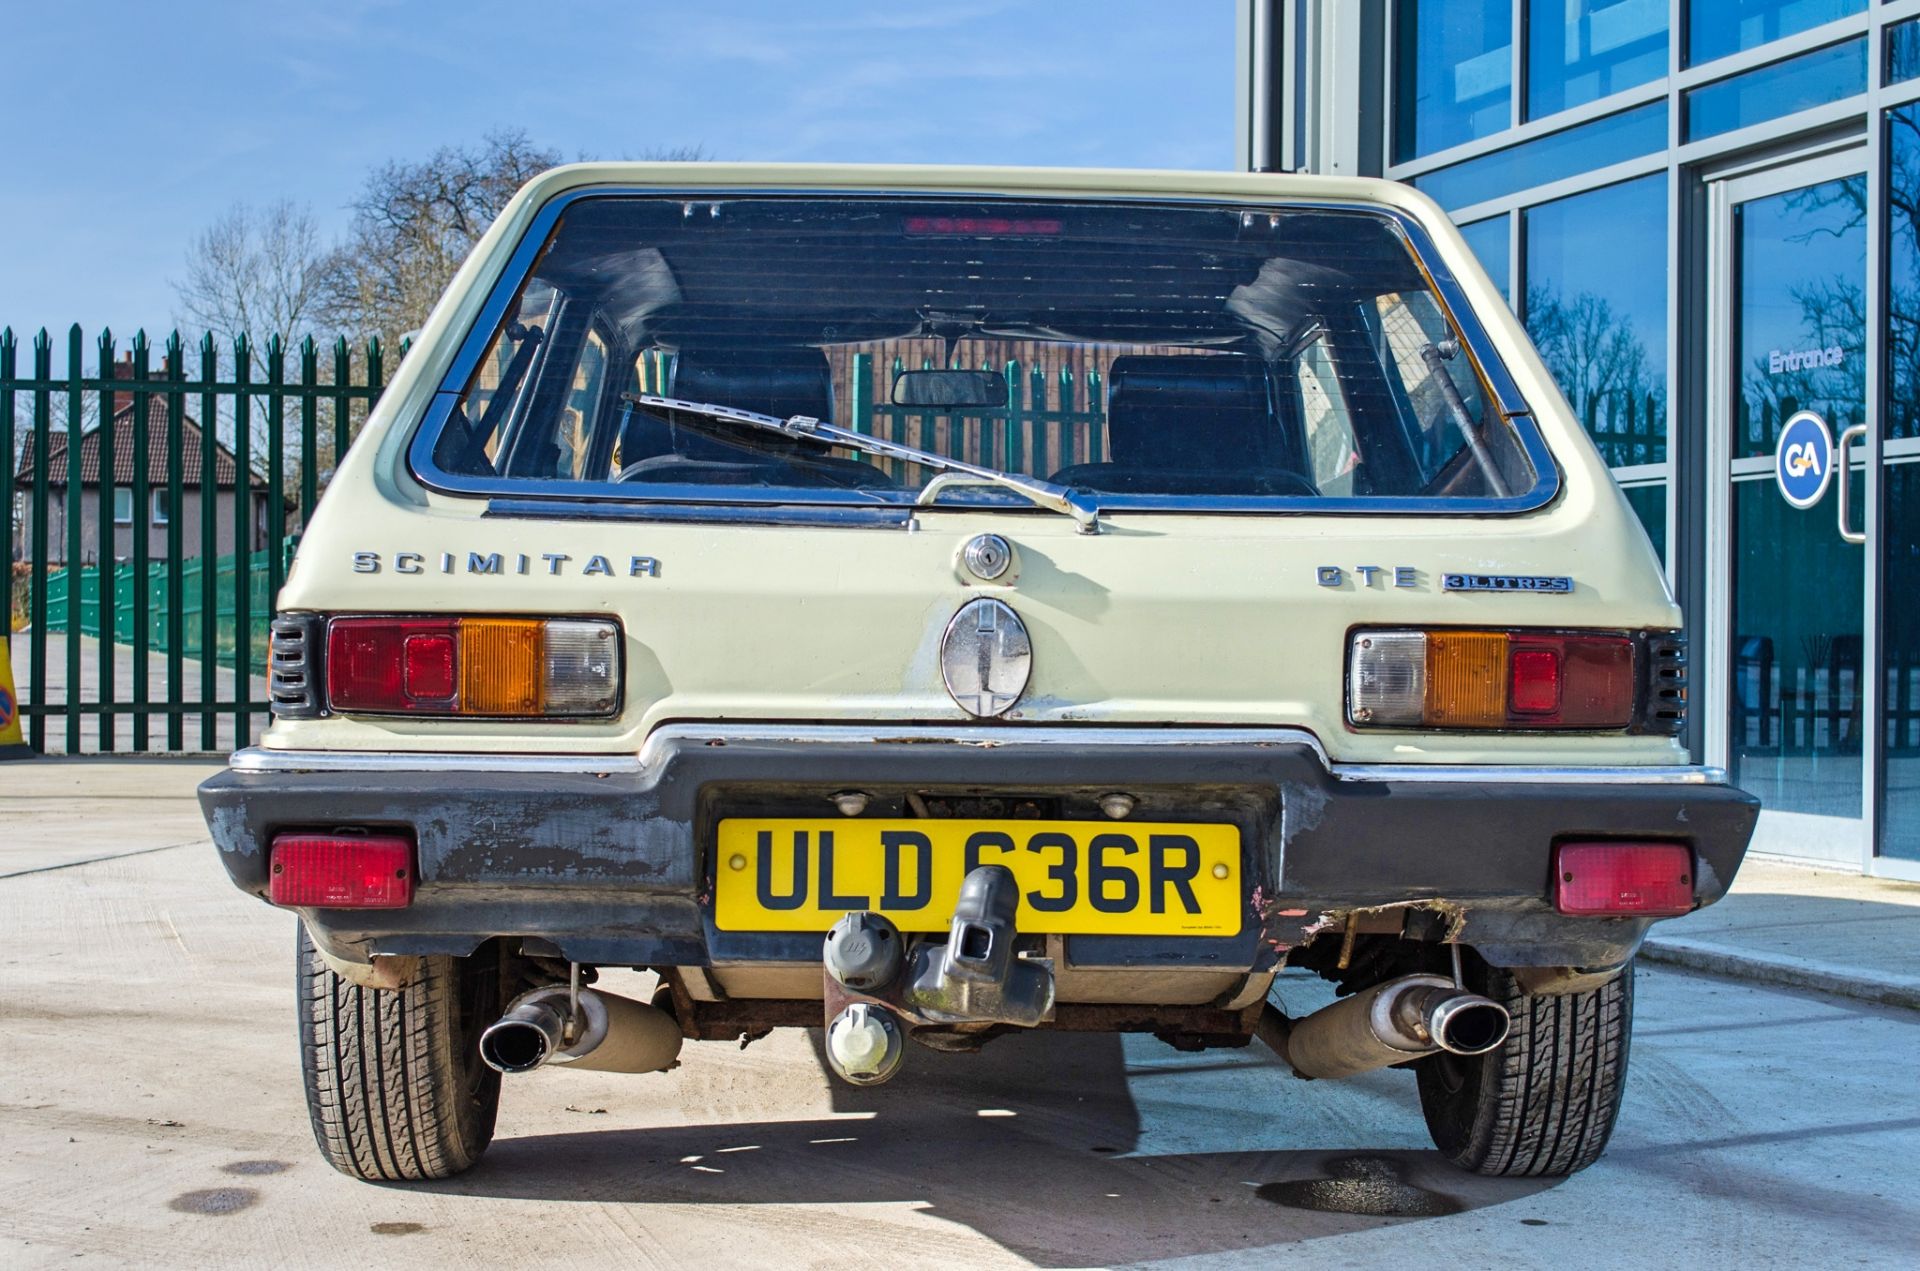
621;346;834;467
1102;354;1279;472
670;346;833;422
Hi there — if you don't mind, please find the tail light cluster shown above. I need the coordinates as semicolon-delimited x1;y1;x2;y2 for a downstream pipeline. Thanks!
324;616;621;718
1348;628;1652;731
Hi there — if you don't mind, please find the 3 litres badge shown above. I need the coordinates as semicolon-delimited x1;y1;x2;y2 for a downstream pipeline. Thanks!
1774;409;1834;509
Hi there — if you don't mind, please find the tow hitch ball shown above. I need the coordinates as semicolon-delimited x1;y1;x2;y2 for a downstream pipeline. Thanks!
821;864;1056;1087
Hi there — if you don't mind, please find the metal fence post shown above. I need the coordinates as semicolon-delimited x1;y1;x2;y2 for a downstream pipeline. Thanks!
332;337;351;475
231;334;251;749
266;334;286;612
198;332;217;750
130;332;151;749
165;333;184;750
1002;359;1022;473
299;336;318;526
1029;363;1047;476
64;325;82;753
95;329;117;750
1088;366;1105;462
29;330;50;752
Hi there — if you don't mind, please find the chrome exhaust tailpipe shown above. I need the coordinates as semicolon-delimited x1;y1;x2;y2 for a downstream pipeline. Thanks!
479;985;684;1075
1272;973;1510;1080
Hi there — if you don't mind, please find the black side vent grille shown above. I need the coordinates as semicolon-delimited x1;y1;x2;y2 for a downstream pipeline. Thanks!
269;613;326;719
1637;631;1687;737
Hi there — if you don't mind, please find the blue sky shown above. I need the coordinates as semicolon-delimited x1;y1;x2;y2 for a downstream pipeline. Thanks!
0;1;1238;345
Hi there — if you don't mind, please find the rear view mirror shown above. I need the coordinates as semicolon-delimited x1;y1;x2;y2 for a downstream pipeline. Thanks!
891;369;1008;409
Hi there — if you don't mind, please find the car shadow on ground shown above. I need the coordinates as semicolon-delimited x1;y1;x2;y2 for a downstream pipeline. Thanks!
425;1031;1556;1265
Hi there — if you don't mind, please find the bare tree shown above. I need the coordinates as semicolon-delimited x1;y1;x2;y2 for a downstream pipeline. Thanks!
319;133;708;343
318;129;563;343
1525;286;1664;467
172;200;331;344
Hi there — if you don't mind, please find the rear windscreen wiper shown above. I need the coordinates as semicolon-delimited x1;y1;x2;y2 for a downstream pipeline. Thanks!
622;393;1101;533
1417;340;1511;499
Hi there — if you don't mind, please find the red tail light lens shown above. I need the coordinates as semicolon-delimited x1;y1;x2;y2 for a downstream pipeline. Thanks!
1554;841;1694;917
1349;629;1636;730
269;833;414;909
1508;648;1561;714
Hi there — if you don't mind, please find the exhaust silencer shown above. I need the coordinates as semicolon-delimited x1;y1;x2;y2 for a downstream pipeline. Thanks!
1278;973;1510;1080
479;985;683;1075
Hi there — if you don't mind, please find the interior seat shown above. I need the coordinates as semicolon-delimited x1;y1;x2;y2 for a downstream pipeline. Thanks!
617;347;896;489
1049;354;1317;497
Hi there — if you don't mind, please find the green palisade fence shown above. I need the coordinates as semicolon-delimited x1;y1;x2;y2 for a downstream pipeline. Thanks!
3;325;400;754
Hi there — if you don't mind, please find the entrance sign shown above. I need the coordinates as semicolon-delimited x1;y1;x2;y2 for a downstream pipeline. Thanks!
1774;409;1834;509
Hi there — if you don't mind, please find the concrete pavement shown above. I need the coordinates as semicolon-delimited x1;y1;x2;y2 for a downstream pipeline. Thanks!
3;758;1920;1268
1645;857;1920;1011
3;632;265;755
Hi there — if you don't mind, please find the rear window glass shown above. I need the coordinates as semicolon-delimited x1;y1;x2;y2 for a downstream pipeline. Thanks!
421;196;1544;511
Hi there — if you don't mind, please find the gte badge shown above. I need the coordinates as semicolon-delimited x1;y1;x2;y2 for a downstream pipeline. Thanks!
1774;409;1834;509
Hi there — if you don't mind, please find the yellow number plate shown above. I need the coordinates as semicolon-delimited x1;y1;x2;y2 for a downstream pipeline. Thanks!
714;819;1242;935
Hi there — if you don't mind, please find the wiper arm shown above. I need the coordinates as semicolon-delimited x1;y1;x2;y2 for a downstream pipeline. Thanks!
1417;340;1511;499
624;393;1101;533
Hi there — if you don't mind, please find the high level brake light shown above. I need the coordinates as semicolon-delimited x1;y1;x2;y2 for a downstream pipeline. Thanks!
1348;629;1636;730
326;617;620;717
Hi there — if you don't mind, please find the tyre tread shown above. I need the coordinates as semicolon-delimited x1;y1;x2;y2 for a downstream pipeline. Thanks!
296;929;498;1181
1418;960;1633;1177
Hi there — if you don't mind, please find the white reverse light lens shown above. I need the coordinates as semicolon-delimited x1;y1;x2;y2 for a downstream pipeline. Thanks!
541;620;621;714
1349;630;1427;726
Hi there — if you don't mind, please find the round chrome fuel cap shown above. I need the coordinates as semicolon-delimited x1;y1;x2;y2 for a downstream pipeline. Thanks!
940;598;1032;717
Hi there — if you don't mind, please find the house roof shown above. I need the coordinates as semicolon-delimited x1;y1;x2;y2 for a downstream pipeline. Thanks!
12;399;267;490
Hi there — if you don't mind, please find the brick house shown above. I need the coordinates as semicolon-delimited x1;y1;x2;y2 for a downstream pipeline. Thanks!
11;359;273;565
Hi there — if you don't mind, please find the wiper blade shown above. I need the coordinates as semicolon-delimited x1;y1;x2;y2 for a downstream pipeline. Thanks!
624;393;1100;533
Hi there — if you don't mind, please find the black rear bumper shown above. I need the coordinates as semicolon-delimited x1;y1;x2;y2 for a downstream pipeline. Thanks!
199;730;1759;974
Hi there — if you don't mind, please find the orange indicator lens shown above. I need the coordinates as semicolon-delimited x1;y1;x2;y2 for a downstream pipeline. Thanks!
1423;631;1508;728
459;618;544;715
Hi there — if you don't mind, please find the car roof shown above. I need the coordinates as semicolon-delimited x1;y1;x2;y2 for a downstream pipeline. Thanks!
505;162;1442;219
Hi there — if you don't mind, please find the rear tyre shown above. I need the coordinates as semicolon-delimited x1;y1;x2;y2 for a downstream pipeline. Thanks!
296;926;502;1181
1415;957;1633;1177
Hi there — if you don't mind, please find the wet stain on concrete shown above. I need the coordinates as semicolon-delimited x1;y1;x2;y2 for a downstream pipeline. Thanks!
370;1222;426;1236
1255;1156;1463;1218
221;1159;291;1176
168;1188;259;1216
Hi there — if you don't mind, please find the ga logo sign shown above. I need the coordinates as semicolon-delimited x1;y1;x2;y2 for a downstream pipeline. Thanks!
1774;410;1834;509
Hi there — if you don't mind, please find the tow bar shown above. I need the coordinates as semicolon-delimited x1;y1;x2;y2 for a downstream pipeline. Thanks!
820;863;1056;1085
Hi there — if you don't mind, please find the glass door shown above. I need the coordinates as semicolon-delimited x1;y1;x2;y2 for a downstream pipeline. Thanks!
1879;106;1920;878
1707;150;1870;866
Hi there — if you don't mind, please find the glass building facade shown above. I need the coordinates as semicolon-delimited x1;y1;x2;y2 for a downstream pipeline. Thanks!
1242;0;1920;878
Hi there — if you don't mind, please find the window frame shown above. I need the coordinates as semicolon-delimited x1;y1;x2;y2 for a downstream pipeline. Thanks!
111;486;133;526
406;189;1562;519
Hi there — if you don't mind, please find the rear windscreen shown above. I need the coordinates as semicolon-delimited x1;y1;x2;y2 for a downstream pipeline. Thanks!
420;196;1545;511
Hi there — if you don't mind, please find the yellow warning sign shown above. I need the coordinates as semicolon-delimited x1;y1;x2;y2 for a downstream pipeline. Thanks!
0;636;28;753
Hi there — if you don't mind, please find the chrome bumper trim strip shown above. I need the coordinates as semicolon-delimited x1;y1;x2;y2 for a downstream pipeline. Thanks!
230;726;1721;786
